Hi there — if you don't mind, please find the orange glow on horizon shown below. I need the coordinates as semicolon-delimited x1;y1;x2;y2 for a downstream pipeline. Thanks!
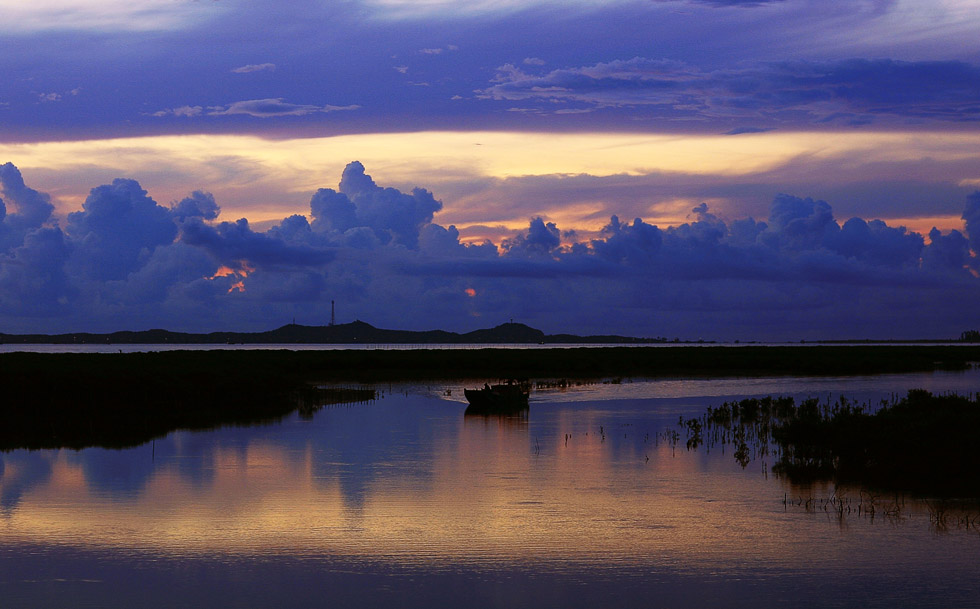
7;130;979;231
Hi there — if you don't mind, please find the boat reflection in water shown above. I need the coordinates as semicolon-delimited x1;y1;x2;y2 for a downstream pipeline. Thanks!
463;380;530;415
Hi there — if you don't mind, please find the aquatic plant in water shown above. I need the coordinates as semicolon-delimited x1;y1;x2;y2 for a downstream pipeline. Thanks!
678;390;980;498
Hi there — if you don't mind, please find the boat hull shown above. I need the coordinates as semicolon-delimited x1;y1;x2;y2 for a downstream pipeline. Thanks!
463;384;529;414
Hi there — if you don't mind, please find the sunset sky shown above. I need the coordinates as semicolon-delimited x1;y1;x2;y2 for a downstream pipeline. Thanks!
2;0;980;339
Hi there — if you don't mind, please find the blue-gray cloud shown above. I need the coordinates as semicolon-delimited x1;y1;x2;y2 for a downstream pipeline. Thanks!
0;162;55;251
311;161;443;249
3;160;980;340
210;99;360;118
480;57;980;126
154;99;360;119
691;0;785;4
172;191;220;221
179;217;335;269
65;179;178;281
0;226;73;315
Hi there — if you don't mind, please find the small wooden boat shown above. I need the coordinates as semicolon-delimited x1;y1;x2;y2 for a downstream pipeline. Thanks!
464;380;530;414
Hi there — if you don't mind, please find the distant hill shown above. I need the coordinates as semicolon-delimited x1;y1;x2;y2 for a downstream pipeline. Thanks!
0;321;663;345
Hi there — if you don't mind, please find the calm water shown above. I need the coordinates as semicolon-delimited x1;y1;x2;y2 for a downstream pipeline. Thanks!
2;371;979;608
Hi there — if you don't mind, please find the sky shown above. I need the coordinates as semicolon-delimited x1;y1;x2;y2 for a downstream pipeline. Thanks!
2;0;980;340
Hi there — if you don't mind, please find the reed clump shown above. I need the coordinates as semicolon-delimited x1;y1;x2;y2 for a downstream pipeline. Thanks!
680;391;980;497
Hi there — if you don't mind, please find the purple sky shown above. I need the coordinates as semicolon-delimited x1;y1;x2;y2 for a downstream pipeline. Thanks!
2;0;980;339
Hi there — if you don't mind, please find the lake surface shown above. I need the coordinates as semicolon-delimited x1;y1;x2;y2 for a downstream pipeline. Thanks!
2;370;979;608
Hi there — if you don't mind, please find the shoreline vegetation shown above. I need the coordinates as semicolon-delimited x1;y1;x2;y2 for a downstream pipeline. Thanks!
678;390;980;498
2;346;979;485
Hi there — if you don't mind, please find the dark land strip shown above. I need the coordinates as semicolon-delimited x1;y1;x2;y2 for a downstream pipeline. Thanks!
0;321;654;345
1;345;978;452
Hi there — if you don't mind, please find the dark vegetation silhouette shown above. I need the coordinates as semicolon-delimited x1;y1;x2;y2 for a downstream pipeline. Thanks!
960;329;980;342
0;350;375;450
678;390;980;497
0;321;659;345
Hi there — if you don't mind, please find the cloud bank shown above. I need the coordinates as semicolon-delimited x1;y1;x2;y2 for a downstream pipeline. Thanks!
1;160;978;339
481;57;980;127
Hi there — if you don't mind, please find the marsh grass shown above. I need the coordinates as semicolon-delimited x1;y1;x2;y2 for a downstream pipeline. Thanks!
678;391;980;498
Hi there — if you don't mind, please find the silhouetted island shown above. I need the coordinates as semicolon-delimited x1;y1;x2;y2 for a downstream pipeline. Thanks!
0;321;664;345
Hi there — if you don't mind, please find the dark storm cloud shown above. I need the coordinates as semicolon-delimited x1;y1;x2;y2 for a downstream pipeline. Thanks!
922;228;971;274
179;217;335;269
480;58;980;126
65;178;178;281
0;226;73;315
105;242;216;305
3;160;980;339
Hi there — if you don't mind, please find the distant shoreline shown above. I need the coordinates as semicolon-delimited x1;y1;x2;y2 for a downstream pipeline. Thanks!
0;321;660;346
1;320;970;346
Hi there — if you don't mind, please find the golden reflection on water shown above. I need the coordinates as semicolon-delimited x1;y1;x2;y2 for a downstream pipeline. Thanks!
1;390;975;576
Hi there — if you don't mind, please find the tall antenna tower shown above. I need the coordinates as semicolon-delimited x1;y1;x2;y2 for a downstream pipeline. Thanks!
330;300;336;326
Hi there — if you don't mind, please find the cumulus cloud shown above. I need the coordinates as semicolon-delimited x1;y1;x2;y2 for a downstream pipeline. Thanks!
479;57;980;126
310;161;443;249
0;162;55;249
65;178;178;281
502;217;561;257
961;191;980;243
3;160;980;339
172;191;220;221
592;216;662;265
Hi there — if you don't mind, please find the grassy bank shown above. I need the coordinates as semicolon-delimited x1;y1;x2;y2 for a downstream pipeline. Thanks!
1;345;978;450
